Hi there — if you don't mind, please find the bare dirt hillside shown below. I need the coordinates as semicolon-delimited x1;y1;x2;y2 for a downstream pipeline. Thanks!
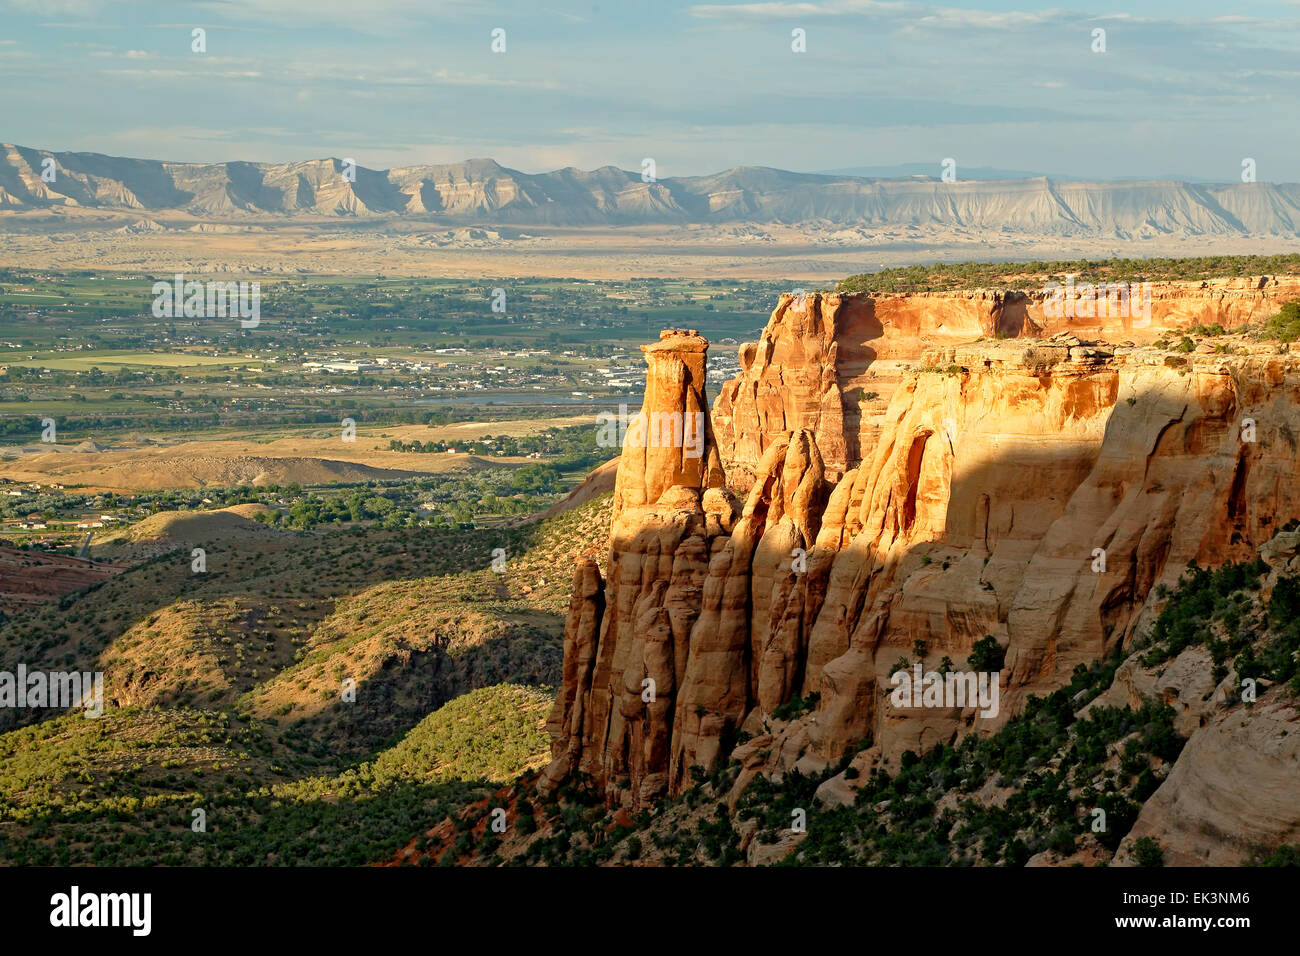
0;544;124;616
0;424;573;492
108;504;280;543
534;456;618;522
48;454;424;491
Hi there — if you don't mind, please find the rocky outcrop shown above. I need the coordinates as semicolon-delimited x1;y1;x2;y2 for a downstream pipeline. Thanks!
1114;695;1300;866
1100;529;1300;865
610;329;725;524
543;283;1300;810
541;330;728;803
713;280;1300;485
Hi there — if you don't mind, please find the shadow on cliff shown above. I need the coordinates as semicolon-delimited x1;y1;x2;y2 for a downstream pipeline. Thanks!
799;371;1296;767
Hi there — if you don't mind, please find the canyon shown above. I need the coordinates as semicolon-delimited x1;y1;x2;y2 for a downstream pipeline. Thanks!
539;277;1300;862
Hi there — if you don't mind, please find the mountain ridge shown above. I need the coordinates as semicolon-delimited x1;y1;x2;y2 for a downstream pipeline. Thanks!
4;144;1300;239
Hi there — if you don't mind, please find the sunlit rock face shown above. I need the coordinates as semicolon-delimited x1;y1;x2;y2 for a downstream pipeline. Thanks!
542;285;1300;809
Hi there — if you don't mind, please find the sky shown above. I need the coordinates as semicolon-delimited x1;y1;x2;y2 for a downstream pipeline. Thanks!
1;0;1299;182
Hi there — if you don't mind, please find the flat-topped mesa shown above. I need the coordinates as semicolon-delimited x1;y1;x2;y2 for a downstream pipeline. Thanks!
713;279;1300;487
610;328;726;526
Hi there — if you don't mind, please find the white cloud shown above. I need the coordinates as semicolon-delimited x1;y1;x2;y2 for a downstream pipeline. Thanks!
686;1;1300;32
1;0;113;12
687;0;1068;28
105;67;262;79
189;0;483;29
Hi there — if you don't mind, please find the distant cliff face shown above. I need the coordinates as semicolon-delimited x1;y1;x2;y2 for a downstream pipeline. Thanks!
541;280;1300;809
6;143;1300;237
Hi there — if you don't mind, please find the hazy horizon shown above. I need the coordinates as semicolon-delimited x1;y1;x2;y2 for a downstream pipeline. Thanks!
3;0;1299;183
9;142;1300;186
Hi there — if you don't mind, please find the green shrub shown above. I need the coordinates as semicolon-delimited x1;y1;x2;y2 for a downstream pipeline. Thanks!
1263;302;1300;343
967;636;1005;672
1133;836;1165;867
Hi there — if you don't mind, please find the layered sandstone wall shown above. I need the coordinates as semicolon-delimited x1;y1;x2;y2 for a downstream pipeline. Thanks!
542;283;1300;809
713;278;1300;485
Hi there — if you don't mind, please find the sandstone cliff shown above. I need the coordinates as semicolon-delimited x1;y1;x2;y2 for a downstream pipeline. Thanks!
713;278;1300;484
542;283;1300;816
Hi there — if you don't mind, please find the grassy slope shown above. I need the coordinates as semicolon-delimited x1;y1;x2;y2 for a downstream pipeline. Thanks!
0;685;550;866
0;493;610;864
